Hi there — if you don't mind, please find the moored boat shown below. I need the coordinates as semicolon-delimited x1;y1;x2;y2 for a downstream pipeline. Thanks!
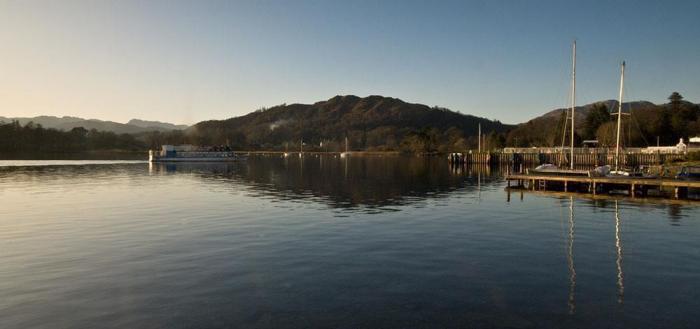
531;41;587;177
528;164;591;177
149;145;245;162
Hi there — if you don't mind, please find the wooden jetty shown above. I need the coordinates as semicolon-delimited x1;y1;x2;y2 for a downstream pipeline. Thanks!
505;173;700;199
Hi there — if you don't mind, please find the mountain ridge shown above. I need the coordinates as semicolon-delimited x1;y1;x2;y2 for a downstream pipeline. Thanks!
2;95;697;151
189;94;511;151
0;115;188;134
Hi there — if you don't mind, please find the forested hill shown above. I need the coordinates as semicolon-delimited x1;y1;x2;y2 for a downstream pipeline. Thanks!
505;92;700;148
4;93;697;154
190;95;511;152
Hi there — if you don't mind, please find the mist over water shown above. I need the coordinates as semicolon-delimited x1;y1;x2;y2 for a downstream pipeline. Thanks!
1;155;698;328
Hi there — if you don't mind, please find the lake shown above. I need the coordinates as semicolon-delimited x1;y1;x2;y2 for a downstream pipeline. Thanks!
1;155;698;328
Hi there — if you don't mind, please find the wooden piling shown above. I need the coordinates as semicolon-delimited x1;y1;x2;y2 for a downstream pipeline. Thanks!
506;174;699;200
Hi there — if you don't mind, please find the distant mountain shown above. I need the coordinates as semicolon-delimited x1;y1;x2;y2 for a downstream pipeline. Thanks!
0;115;86;128
537;100;656;122
3;94;695;152
0;115;187;134
190;95;511;151
127;119;189;131
507;98;700;147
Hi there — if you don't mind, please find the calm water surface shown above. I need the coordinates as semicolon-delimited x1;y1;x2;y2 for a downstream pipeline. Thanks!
1;156;698;328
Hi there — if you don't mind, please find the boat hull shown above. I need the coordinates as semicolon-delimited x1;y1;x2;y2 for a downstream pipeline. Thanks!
150;157;244;162
528;169;590;177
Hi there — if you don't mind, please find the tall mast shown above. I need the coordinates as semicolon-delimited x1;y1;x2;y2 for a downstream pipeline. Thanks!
570;41;576;169
478;123;481;153
615;61;625;171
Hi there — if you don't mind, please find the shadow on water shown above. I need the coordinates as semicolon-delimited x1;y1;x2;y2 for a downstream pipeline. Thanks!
148;154;504;210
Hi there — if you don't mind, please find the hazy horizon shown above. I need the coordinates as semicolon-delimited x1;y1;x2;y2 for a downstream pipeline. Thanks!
2;0;699;125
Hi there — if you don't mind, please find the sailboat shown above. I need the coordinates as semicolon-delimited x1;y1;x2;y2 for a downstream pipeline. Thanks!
604;61;655;178
340;136;350;158
531;41;589;177
606;61;630;176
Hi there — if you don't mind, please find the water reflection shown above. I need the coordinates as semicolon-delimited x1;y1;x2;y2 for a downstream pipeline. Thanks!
1;157;700;328
566;197;576;315
563;197;626;314
148;155;503;210
615;201;624;305
510;187;698;224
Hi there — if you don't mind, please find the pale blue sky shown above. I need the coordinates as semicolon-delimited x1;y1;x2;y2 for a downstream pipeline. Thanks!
1;0;698;124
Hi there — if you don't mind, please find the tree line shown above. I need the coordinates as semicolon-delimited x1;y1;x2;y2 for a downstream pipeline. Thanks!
1;93;697;154
0;120;506;154
0;121;189;153
506;92;700;148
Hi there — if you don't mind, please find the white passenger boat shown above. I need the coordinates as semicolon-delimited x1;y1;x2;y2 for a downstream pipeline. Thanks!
149;145;245;162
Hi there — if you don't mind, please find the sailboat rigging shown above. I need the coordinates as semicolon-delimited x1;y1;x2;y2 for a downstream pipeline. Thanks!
531;41;588;176
613;61;627;174
604;61;655;178
570;41;576;170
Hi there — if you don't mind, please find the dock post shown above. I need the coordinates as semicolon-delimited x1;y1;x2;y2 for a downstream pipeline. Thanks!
592;181;596;195
630;184;635;197
564;181;568;192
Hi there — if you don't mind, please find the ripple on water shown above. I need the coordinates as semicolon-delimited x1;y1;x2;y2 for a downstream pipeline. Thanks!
0;158;699;329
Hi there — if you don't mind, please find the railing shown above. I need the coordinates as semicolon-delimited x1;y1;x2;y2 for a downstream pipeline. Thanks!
449;152;686;166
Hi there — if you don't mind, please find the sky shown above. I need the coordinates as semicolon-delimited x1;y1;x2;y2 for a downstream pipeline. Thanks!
1;0;699;125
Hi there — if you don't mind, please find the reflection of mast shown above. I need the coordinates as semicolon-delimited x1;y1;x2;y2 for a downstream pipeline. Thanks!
566;197;576;315
477;171;481;202
615;201;624;304
340;136;350;158
300;139;304;158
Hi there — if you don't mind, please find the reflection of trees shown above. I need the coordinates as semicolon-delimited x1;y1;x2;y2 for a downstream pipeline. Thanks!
153;156;503;209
